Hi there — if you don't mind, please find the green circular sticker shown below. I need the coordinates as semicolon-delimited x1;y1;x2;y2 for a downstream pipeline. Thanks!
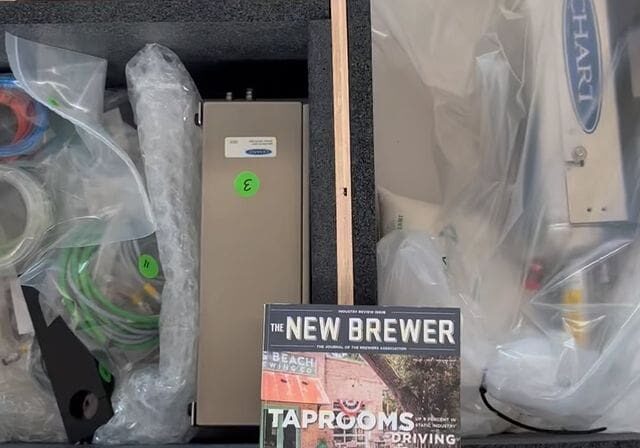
234;171;261;198
138;254;160;279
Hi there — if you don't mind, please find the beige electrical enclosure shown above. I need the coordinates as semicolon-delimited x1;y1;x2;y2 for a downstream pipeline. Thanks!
195;101;308;426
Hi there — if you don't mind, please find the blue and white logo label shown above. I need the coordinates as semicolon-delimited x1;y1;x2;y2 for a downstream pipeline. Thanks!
564;0;602;134
246;148;273;156
225;136;277;158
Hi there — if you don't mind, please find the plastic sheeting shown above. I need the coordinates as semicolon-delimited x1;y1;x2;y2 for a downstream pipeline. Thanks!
94;44;201;444
375;0;640;435
5;33;155;251
0;277;66;442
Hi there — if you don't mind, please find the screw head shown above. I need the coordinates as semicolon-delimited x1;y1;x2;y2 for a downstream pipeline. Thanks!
573;146;588;163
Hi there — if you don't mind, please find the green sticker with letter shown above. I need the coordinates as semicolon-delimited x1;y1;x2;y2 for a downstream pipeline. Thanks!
138;254;160;279
234;170;260;198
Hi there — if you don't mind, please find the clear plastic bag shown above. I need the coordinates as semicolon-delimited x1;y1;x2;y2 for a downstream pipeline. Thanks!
373;0;499;98
377;231;513;436
0;74;54;273
3;33;155;256
0;277;66;442
375;0;640;434
94;44;201;444
0;164;52;273
377;187;441;237
5;33;161;365
21;235;164;369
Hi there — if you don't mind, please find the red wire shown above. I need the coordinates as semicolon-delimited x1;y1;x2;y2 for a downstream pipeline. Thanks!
0;87;36;144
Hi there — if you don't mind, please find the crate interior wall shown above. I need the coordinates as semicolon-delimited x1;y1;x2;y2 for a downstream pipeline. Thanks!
3;0;639;447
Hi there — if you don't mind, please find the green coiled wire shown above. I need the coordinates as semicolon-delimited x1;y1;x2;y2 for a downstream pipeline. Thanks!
56;245;159;353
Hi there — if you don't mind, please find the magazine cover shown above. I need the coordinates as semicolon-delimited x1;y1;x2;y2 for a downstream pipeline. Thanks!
260;305;460;448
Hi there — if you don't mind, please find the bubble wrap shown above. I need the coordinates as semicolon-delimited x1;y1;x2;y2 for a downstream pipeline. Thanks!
94;44;201;443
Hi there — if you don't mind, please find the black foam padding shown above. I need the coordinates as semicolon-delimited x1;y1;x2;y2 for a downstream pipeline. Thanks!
186;60;309;100
0;22;310;88
308;19;337;304
0;0;329;23
347;0;377;305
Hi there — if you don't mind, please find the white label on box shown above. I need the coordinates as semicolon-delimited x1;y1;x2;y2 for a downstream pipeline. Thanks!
225;137;277;158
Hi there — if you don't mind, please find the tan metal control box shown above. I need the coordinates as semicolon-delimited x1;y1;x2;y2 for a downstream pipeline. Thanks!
195;101;308;427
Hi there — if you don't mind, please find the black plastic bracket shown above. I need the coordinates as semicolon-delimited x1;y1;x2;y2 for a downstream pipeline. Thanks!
22;285;114;444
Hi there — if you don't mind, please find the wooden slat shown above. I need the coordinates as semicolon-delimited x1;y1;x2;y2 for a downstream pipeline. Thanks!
330;0;354;306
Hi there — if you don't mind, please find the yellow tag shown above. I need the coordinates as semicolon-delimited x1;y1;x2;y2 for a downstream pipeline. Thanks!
563;289;587;346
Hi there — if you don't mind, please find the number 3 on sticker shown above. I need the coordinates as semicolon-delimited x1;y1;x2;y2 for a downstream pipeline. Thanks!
234;171;260;198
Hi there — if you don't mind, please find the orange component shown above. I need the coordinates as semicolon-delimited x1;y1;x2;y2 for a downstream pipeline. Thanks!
143;282;160;301
261;371;331;405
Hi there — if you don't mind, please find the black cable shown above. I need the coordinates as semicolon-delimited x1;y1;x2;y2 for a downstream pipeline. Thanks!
479;379;607;435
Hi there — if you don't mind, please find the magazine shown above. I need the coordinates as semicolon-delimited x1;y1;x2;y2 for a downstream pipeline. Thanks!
260;304;461;448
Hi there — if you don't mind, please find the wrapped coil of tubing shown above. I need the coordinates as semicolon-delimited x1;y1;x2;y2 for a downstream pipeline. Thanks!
0;75;48;160
57;242;161;354
0;165;52;270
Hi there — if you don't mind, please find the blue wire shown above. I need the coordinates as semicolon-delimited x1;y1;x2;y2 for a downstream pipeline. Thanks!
0;75;49;159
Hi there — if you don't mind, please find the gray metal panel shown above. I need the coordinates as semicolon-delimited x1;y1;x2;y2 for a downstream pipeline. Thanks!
197;101;304;426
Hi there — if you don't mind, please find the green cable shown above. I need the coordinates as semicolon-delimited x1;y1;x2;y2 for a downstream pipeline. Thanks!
58;248;105;344
73;245;159;350
56;244;160;353
77;246;159;326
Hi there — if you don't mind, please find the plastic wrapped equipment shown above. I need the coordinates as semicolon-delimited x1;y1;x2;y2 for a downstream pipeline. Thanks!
94;44;201;444
375;0;640;435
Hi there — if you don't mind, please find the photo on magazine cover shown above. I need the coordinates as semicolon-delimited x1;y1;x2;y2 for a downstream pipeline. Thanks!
260;305;461;448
